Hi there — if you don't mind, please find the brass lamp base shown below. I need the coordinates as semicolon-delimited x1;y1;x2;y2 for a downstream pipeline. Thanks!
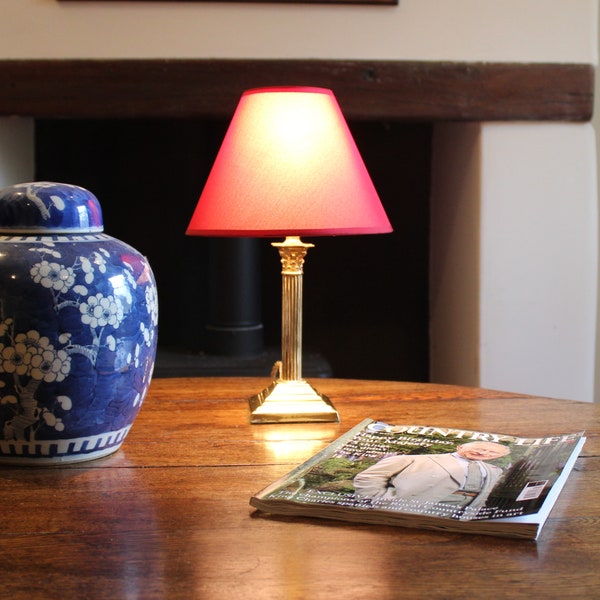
249;379;340;424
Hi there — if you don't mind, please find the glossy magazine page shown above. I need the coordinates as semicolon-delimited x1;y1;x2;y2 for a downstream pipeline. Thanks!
250;419;585;540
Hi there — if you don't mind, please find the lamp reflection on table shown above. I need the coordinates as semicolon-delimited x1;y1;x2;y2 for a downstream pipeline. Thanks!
253;423;332;462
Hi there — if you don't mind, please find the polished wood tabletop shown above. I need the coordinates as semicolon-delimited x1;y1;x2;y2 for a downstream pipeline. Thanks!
1;377;598;599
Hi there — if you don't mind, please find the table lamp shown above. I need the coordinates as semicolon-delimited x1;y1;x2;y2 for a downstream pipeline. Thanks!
186;86;392;423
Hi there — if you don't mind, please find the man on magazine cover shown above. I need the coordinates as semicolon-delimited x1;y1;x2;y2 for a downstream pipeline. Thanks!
353;441;510;510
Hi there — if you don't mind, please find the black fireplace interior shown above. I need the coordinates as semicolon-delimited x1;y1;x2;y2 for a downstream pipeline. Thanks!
35;118;431;382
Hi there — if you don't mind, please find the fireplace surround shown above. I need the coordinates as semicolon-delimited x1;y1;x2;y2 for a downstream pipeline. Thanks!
0;56;596;400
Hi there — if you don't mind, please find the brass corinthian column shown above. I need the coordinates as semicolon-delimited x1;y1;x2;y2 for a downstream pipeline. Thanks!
249;237;340;423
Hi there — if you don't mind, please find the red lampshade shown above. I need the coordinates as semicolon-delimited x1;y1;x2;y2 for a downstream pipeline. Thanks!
186;87;392;237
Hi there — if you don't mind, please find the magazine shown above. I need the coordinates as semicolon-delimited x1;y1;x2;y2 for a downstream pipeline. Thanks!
250;419;585;540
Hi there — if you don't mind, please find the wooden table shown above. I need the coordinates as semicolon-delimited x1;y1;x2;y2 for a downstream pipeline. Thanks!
1;377;598;598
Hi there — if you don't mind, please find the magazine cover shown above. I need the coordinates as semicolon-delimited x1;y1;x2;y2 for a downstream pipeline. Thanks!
250;419;585;539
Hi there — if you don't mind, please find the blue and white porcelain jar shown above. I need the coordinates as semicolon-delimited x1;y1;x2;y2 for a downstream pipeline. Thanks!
0;182;158;463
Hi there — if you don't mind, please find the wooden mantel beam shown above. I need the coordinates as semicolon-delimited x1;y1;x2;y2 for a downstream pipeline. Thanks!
0;59;593;121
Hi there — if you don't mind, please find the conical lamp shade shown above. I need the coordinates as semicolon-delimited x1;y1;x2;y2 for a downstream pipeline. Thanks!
186;86;392;237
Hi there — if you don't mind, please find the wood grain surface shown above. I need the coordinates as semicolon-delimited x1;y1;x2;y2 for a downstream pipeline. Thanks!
0;377;598;599
0;60;592;121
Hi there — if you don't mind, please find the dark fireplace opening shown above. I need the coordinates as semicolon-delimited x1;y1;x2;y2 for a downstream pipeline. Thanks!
34;118;431;382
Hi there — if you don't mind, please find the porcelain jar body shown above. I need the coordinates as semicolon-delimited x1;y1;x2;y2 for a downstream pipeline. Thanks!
0;182;158;463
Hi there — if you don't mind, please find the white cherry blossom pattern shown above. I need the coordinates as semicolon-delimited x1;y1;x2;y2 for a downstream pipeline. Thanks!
0;343;30;376
0;327;71;383
0;183;157;454
145;284;159;328
80;250;107;284
30;260;76;293
29;347;71;383
79;293;125;329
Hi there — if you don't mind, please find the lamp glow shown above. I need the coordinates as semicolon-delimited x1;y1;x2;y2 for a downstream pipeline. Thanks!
186;87;392;423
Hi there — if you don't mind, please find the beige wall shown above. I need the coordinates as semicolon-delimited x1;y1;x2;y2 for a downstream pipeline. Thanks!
3;0;597;63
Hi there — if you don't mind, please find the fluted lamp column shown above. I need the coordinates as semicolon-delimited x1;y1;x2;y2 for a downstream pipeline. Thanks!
186;87;392;424
247;236;340;422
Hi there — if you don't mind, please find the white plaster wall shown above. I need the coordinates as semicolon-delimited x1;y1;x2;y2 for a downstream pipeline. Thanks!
1;0;597;63
0;119;34;188
431;122;598;401
479;123;598;401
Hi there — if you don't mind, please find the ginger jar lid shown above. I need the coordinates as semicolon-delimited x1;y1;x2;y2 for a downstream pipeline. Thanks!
0;182;103;234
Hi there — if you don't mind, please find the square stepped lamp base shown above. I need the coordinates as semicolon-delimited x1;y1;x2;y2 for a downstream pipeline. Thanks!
249;379;340;424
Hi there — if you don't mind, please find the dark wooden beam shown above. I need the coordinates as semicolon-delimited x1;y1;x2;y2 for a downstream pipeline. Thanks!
0;59;593;121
